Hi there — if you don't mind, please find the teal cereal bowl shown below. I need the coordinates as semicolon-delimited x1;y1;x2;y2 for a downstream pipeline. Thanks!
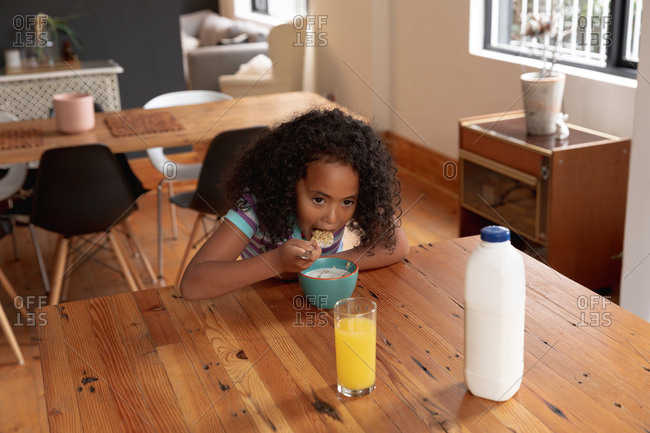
298;258;359;309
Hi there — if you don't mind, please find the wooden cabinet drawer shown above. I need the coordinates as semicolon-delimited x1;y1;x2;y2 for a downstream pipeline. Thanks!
460;149;546;243
460;128;543;177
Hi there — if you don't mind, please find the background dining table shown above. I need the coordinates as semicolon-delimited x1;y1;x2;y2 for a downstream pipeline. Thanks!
0;91;339;164
37;236;650;432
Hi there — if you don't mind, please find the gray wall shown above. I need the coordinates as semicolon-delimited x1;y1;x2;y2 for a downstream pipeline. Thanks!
1;0;218;109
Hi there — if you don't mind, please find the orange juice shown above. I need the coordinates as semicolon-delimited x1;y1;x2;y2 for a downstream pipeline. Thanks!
335;316;376;391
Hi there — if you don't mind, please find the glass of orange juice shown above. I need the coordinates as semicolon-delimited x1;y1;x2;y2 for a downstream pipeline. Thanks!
334;297;377;397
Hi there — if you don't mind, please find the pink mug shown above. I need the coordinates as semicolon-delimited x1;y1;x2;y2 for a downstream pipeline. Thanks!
53;93;95;134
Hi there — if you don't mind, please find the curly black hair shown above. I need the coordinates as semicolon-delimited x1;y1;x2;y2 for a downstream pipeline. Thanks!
224;108;402;253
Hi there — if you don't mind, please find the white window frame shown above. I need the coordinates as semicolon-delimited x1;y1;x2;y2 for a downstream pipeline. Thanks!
624;0;643;62
228;0;307;26
469;0;640;88
489;0;611;68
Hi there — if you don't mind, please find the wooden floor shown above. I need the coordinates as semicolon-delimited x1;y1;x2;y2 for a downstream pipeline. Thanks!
0;158;459;433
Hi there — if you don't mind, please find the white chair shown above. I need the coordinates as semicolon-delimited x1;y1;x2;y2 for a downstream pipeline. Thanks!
0;164;28;202
0;112;52;294
0;129;27;363
0;111;28;260
0;163;27;260
218;23;306;97
142;90;233;278
0;114;28;224
0;112;29;216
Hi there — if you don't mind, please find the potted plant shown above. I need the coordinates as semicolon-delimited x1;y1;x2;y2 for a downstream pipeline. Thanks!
520;9;567;136
35;12;83;65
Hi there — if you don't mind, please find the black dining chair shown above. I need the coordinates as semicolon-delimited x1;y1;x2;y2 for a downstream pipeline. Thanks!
42;105;156;290
49;102;149;200
30;144;151;305
172;125;268;284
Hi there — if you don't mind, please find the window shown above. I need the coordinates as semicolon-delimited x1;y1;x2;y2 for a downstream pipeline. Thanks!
624;0;643;62
252;0;268;14
241;0;307;21
485;0;643;77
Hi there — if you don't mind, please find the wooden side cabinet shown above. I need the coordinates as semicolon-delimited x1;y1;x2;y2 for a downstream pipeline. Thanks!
459;111;630;300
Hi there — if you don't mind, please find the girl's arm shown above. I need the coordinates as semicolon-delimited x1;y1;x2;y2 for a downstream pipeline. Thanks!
180;219;320;300
331;224;410;270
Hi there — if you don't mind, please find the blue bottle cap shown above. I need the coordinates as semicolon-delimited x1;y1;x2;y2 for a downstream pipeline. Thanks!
480;225;510;243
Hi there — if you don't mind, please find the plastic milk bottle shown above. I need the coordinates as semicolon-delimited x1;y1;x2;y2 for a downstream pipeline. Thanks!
464;225;526;401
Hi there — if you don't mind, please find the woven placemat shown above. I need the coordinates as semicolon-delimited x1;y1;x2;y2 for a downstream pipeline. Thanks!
0;127;44;150
104;111;184;137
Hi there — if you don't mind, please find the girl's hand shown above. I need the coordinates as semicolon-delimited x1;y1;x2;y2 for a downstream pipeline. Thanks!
274;239;322;275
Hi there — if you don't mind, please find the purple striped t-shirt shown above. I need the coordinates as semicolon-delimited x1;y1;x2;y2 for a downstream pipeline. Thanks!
224;193;345;259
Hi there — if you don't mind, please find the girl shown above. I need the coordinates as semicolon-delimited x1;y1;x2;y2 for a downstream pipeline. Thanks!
180;108;409;300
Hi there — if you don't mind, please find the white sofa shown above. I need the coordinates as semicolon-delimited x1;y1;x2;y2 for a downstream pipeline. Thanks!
179;10;270;91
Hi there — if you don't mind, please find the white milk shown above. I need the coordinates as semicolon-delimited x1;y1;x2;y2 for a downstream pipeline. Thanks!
464;226;526;401
304;268;351;279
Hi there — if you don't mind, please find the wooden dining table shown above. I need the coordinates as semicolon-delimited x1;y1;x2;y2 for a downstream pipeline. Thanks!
0;91;338;164
36;236;650;432
0;90;341;282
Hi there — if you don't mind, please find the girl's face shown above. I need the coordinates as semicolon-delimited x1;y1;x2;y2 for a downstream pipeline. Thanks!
295;160;359;240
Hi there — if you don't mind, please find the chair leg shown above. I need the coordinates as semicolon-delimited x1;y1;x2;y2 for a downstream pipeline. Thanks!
157;179;165;280
113;229;147;292
121;221;157;285
29;224;51;294
168;181;178;240
60;270;73;302
48;235;69;306
108;232;139;293
9;217;19;261
126;256;147;292
0;301;24;365
0;267;27;318
58;236;74;302
175;213;203;286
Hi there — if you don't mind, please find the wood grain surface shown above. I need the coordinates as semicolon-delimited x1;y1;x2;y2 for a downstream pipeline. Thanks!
37;236;650;432
0;91;338;164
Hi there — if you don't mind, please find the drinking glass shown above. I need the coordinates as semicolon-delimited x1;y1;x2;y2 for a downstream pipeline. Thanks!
334;297;377;397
